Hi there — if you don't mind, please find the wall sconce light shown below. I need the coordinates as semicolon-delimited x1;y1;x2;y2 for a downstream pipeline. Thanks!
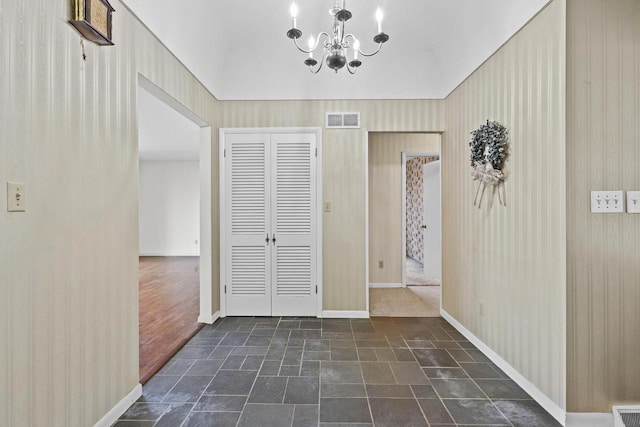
69;0;115;46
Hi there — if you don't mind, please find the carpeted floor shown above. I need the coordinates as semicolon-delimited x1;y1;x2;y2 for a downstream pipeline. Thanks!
370;286;440;317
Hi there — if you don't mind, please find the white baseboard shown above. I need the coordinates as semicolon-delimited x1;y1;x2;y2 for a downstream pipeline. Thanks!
94;383;142;427
198;310;221;324
440;309;566;426
322;310;369;319
139;253;200;257
368;283;403;288
566;413;613;427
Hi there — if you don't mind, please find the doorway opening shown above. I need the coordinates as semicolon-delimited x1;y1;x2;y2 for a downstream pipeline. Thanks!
367;132;442;317
137;76;212;383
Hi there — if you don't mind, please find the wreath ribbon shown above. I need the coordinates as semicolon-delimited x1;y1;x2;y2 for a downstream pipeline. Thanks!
471;163;506;208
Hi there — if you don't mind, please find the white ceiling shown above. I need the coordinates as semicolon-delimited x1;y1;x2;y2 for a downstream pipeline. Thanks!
123;0;549;100
138;86;200;161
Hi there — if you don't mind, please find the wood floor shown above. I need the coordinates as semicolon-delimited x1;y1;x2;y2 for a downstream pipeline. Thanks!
139;256;202;384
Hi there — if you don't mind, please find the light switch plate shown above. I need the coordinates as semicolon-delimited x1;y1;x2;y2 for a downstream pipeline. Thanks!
627;191;640;213
7;182;26;212
323;202;331;212
591;191;623;213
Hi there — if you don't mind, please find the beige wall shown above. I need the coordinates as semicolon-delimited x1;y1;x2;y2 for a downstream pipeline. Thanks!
566;0;640;412
442;0;567;411
0;1;220;425
368;133;440;284
219;101;445;310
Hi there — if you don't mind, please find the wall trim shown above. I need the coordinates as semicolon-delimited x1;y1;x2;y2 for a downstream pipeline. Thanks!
566;413;613;427
368;283;403;288
440;309;566;426
93;384;142;427
139;252;200;257
198;310;221;325
322;310;369;319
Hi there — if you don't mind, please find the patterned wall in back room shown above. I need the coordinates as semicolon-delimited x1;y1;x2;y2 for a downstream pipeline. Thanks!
406;156;439;263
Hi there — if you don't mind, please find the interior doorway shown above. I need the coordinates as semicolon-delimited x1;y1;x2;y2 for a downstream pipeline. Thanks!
367;132;442;317
136;76;212;383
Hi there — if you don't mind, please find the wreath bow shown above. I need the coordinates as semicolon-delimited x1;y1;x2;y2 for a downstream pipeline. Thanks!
472;163;506;207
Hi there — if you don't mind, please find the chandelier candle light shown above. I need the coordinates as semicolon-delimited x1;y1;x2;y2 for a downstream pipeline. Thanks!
287;0;389;74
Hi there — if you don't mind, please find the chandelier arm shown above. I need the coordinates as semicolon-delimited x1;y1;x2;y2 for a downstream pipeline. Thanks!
309;51;328;74
355;41;383;57
346;63;357;75
293;32;331;54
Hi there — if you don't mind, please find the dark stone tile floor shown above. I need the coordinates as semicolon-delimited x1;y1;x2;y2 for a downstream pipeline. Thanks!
114;317;561;427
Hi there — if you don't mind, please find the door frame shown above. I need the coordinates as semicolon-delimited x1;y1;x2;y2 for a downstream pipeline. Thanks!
219;127;323;318
401;152;440;287
137;75;215;324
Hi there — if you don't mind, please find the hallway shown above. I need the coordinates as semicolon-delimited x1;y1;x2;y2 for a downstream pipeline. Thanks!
117;316;561;426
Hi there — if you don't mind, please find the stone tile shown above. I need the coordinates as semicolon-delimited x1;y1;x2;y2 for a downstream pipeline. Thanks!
305;339;330;351
447;349;475;362
319;398;372;423
245;335;272;346
475;380;532;399
284;347;304;365
288;338;305;347
330;339;356;349
386;335;407;348
417;399;455;425
219;332;250;346
284;377;320;404
320;383;367;398
154;403;193;427
467;349;493;362
322;321;352;333
355;340;389;348
241;355;264;370
369;398;428;427
443;399;510;425
392;348;416;362
265;343;287;360
157;359;194;376
300;320;322;330
389;361;430;385
431;379;486;398
330;348;358;361
182;411;240;427
304;351;331;361
434;340;462;349
430;328;453;340
423;367;470;379
320;361;363;383
208;346;234;360
185;359;224;376
278;320;301;329
301;360;320;377
460;362;504;379
237;403;295;427
174;346;215;360
140;375;180;402
163;376;212;403
493;400;562;427
120;403;169;421
259;360;281;376
357;348;377;361
279;365;301;376
374;348;398;361
206;370;257;395
194;395;247;412
360;362;396;384
231;346;268;356
248;376;287;403
112;421;156;427
221;355;245;369
366;384;413;398
293;404;319;427
410;384;438;398
406;340;435;349
291;329;322;339
412;348;459;367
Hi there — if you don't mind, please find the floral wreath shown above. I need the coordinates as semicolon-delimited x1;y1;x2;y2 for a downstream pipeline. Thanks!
469;120;508;207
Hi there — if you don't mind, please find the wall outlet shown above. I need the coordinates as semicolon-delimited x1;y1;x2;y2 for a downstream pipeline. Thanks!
378;261;384;268
627;191;640;213
591;191;624;213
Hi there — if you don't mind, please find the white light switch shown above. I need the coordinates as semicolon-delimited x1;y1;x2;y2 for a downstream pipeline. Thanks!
627;191;640;214
591;191;623;213
324;202;332;212
7;182;26;212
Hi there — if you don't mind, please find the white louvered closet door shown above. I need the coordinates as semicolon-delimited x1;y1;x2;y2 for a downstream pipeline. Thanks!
225;133;272;316
270;133;317;316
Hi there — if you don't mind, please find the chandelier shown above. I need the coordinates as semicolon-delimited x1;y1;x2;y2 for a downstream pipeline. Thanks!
286;1;389;74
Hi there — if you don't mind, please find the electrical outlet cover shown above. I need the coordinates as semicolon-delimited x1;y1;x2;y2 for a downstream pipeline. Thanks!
591;191;624;213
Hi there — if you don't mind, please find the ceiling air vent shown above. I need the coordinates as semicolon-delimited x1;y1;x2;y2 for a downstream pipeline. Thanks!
614;406;640;427
326;112;360;129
